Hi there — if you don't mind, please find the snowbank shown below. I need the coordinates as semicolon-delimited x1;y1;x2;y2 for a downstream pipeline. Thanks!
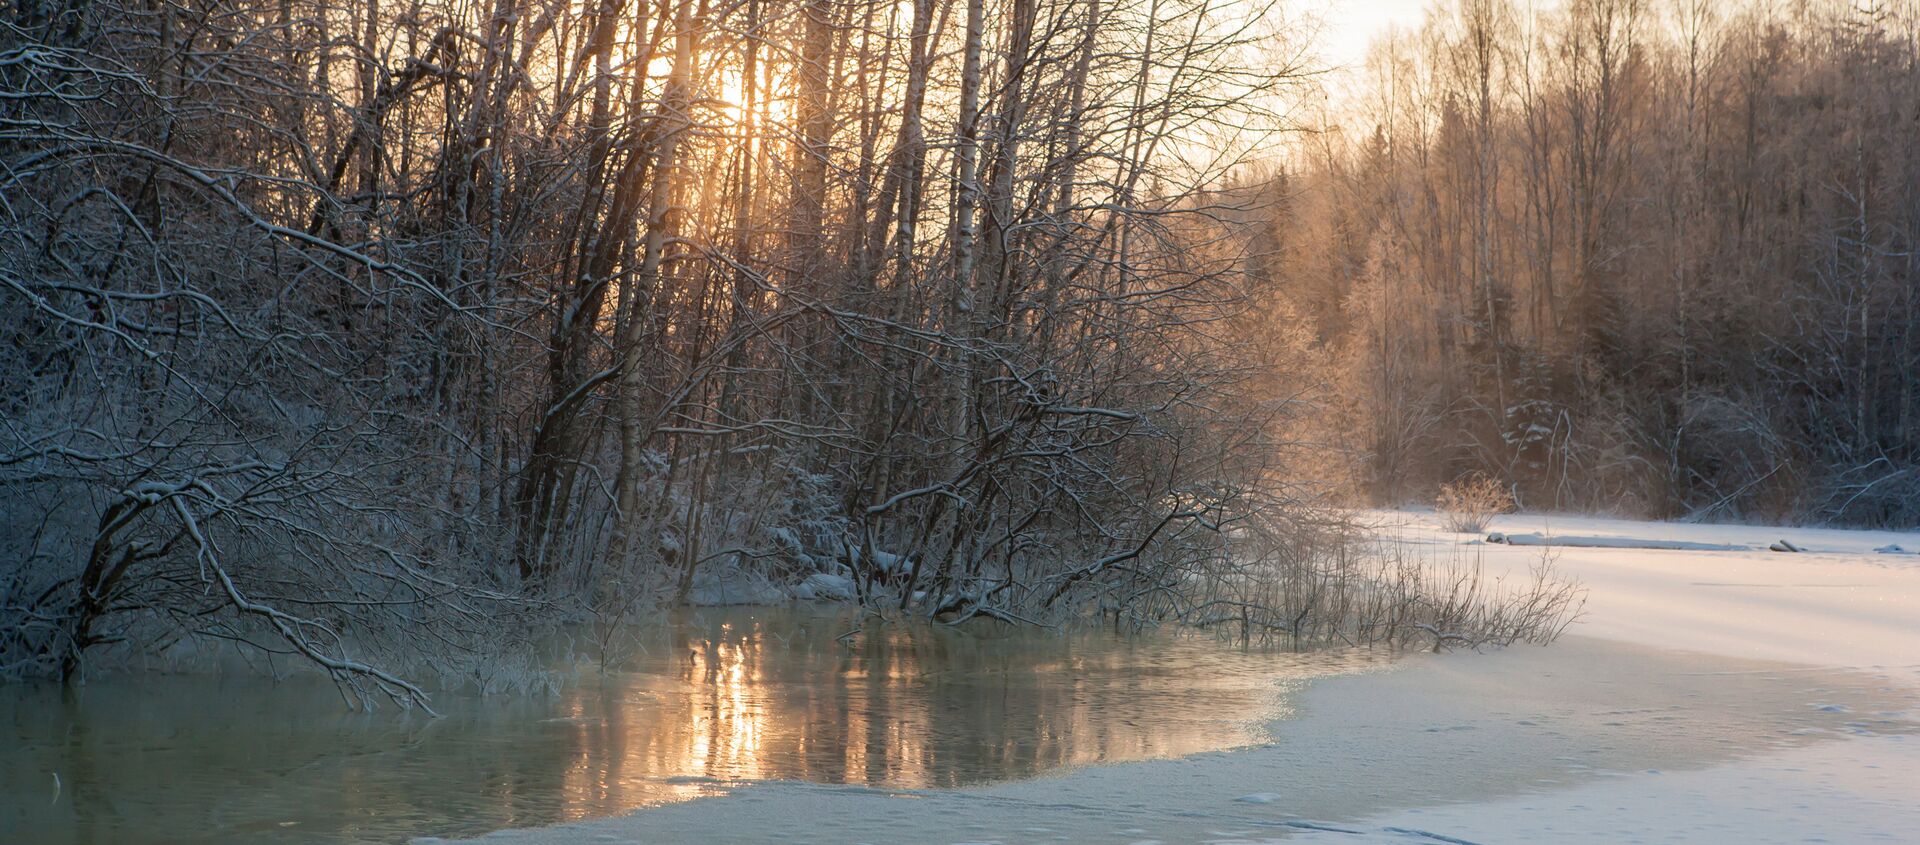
684;570;859;606
788;573;856;601
1485;531;1748;551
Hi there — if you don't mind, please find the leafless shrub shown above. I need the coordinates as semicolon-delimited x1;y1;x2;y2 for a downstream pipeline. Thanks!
1437;474;1515;534
1173;527;1584;652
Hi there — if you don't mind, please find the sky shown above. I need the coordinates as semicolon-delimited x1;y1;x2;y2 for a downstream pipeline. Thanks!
1311;0;1435;71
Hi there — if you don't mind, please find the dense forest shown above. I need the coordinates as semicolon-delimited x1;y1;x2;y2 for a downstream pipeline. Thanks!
3;0;1906;704
1269;0;1920;526
1;0;1352;702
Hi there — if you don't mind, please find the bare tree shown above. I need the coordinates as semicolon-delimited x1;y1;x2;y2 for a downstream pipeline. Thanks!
1270;0;1920;526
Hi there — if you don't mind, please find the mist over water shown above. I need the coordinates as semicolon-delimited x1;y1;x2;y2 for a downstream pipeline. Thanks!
0;608;1387;845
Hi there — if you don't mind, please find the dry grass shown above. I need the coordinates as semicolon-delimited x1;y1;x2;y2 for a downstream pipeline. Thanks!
1118;510;1587;653
1437;474;1515;534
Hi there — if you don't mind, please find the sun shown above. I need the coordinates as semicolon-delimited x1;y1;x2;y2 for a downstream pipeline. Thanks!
711;63;791;131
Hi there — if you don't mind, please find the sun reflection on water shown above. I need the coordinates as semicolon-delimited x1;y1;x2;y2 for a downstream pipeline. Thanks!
544;609;1389;820
1;607;1390;844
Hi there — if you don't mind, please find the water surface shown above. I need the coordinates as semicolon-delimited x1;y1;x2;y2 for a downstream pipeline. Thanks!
0;607;1386;844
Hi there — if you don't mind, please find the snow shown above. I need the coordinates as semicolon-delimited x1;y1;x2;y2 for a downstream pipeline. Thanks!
867;549;909;574
797;572;856;601
1282;733;1920;845
1486;531;1748;551
1393;511;1920;671
433;512;1920;845
691;569;856;605
1445;511;1920;558
684;570;788;606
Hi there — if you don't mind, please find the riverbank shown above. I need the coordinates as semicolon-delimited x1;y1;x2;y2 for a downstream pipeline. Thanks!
436;512;1920;844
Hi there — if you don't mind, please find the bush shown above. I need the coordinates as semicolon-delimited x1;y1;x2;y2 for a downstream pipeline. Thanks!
1437;474;1515;533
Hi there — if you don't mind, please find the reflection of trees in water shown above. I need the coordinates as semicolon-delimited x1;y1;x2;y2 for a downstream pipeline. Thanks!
561;609;1358;802
1;609;1379;843
4;677;596;843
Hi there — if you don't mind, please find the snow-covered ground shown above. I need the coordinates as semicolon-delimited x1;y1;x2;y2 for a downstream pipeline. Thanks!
1282;512;1920;844
435;513;1920;845
1380;510;1920;674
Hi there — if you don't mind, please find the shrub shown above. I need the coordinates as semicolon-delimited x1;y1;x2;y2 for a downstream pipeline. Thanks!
1437;474;1515;533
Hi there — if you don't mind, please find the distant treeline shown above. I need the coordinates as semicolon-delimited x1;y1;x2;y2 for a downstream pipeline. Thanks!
1266;0;1920;526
